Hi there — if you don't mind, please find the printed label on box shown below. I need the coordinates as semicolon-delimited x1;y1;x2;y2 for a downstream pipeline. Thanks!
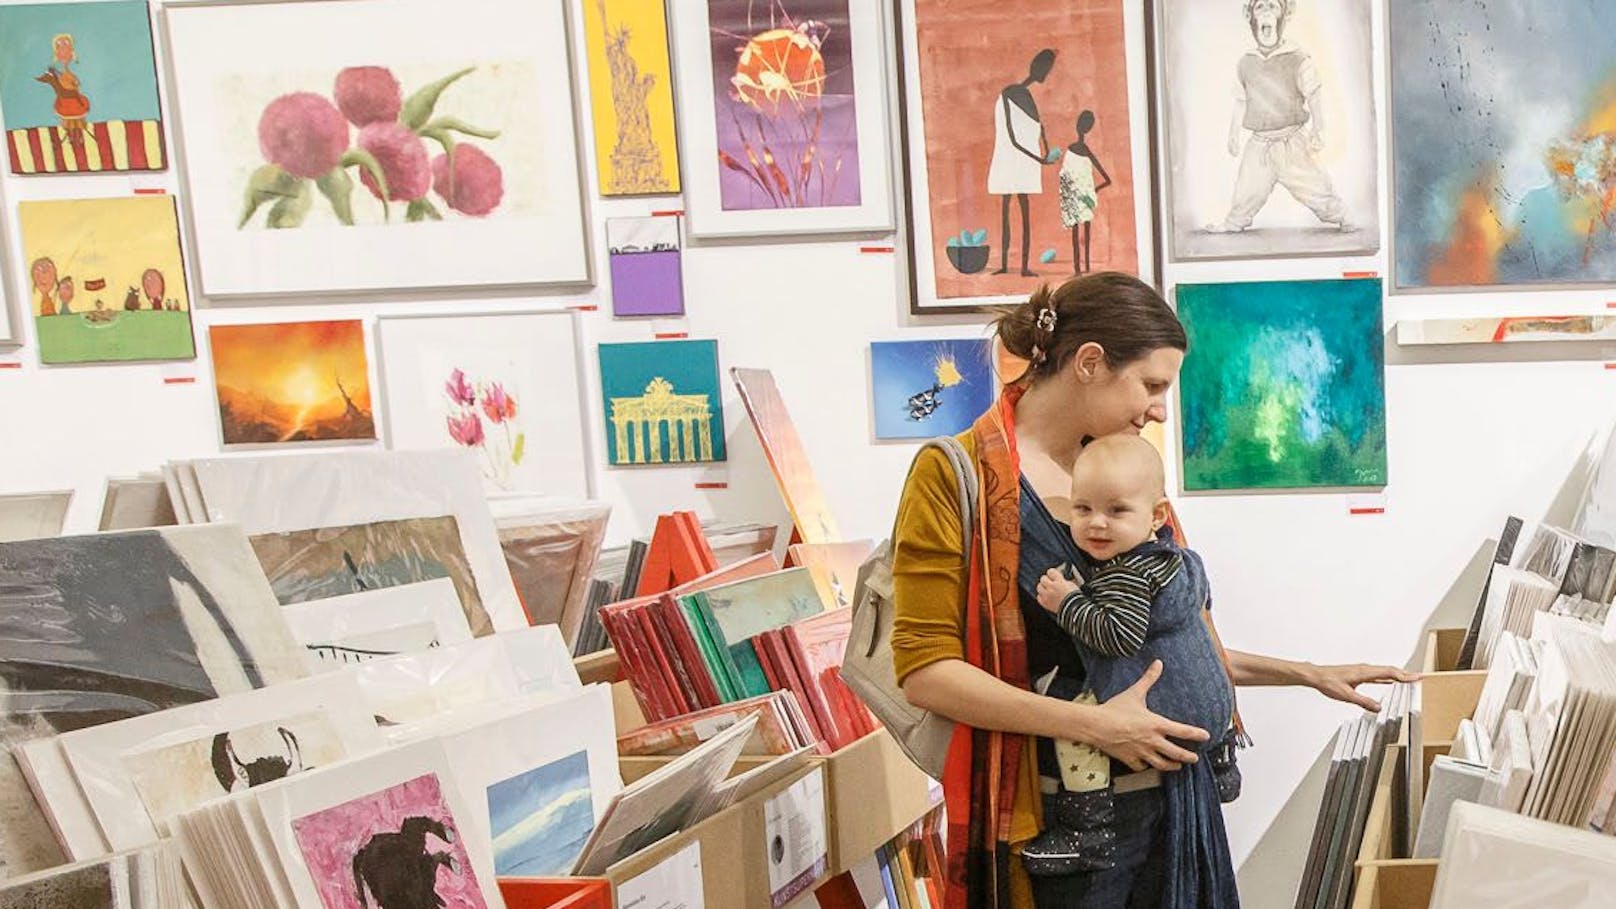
618;842;704;909
766;767;828;908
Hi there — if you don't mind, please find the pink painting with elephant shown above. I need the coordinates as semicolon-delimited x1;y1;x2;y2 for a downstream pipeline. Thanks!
291;772;487;909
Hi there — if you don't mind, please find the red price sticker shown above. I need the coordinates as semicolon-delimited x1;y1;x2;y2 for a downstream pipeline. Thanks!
1347;493;1387;516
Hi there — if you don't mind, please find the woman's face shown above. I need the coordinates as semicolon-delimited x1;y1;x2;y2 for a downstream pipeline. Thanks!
1085;346;1183;436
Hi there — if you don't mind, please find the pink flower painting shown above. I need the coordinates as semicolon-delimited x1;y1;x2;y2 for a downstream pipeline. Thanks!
241;65;506;229
442;367;525;490
291;773;487;909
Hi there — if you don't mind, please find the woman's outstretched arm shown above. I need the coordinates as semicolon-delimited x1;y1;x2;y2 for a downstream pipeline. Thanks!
1223;650;1420;712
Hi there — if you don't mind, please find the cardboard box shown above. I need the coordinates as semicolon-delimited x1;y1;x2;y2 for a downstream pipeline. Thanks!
620;728;939;876
1349;860;1437;909
1423;628;1467;674
1356;744;1404;866
1418;670;1486;782
605;764;830;909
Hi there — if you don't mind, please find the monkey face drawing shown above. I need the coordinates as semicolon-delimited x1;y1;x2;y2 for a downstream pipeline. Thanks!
1247;0;1289;49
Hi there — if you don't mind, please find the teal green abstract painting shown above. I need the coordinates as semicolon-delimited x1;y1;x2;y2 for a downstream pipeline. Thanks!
1177;279;1386;491
598;339;726;465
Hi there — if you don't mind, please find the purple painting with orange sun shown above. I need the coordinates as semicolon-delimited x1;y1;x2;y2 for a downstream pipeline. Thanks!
707;0;861;211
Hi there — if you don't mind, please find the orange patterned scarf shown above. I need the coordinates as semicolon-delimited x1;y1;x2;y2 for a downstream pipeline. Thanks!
943;388;1030;909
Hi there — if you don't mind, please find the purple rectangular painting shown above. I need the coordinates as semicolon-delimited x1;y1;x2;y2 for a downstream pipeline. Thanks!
291;773;487;909
608;216;684;317
708;0;861;211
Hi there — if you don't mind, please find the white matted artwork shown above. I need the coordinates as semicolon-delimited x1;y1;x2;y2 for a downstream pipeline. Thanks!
183;449;527;633
58;673;381;850
376;310;590;497
283;578;473;671
257;739;503;909
1159;0;1379;260
666;1;894;238
161;0;590;297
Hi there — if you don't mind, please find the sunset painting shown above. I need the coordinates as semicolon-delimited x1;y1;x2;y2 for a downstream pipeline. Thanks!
209;320;376;446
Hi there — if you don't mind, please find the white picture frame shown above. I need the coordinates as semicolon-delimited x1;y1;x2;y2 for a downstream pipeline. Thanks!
375;309;591;498
667;1;895;238
161;0;591;297
1156;0;1380;262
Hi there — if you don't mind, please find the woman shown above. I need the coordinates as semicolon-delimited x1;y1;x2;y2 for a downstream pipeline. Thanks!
988;49;1059;278
891;272;1416;908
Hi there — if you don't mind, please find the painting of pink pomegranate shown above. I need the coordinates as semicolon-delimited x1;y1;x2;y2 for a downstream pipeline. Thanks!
244;65;506;228
163;0;589;296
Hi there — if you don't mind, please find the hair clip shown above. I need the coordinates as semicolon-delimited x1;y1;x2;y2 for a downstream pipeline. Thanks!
1029;345;1048;366
1035;305;1057;335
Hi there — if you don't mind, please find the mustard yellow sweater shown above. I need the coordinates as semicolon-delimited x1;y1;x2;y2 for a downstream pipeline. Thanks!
890;433;1040;906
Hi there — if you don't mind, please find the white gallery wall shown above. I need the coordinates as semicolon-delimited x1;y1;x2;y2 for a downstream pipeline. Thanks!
1;0;1615;900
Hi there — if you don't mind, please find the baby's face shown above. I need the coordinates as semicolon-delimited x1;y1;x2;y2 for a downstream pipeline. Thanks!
1068;461;1162;562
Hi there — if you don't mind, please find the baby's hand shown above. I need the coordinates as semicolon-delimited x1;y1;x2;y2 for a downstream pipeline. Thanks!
1035;568;1079;614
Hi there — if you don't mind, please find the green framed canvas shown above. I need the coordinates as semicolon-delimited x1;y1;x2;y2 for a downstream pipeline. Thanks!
1177;278;1386;491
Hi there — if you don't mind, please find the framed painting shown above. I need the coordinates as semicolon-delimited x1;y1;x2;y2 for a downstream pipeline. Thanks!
667;0;894;237
0;0;166;175
161;0;590;297
869;338;994;440
376;310;590;497
895;0;1159;313
1158;0;1379;261
582;0;681;196
208;320;376;447
1176;278;1387;492
1391;1;1616;291
598;339;726;466
18;195;194;364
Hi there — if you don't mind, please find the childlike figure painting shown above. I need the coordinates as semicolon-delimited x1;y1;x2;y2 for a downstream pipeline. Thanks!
209;320;376;446
18;195;194;364
486;750;594;876
708;0;862;211
908;0;1138;305
0;0;165;174
869;339;995;440
1163;0;1379;260
292;773;488;909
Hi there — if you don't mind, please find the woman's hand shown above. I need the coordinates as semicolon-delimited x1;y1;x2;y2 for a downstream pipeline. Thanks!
1304;663;1421;712
1080;660;1209;772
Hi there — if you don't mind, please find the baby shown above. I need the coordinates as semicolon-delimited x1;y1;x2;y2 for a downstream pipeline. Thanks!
1020;434;1236;875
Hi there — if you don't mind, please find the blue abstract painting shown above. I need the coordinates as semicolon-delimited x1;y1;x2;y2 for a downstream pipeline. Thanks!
870;339;994;440
1177;279;1386;491
1391;0;1616;289
486;750;594;876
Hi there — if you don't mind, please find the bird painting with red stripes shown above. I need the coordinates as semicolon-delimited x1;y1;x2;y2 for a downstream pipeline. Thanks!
0;1;166;175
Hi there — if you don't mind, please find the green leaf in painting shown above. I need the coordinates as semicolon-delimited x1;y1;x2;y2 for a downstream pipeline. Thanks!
511;433;526;465
265;179;313;229
421;127;457;160
340;148;390;222
315;167;356;226
239;164;302;228
400;67;475;130
420;115;500;140
407;197;444;222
